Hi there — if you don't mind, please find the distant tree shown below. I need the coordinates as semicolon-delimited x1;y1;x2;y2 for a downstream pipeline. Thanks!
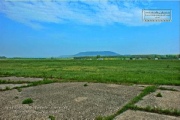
147;56;152;60
178;54;180;59
96;55;101;59
0;56;6;59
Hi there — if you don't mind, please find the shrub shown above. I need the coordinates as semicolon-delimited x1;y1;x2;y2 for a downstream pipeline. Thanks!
22;98;33;104
5;86;10;90
15;96;19;99
84;83;88;87
156;93;162;97
16;88;22;92
95;116;103;120
49;115;55;120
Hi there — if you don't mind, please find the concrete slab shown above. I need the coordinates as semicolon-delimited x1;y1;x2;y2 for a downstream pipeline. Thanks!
159;85;180;91
0;84;28;90
136;90;180;110
0;82;143;120
114;110;180;120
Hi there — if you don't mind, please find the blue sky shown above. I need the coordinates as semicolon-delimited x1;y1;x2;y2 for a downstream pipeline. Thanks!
0;0;179;58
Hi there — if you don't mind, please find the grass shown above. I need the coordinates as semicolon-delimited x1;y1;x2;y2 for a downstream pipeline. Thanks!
156;92;162;97
95;86;157;120
0;59;179;118
0;59;178;118
15;96;19;99
84;83;88;87
49;115;55;120
0;59;179;85
95;116;104;120
22;98;33;104
27;79;56;86
96;86;179;119
16;87;22;92
5;86;10;90
0;80;30;84
0;79;57;91
130;105;180;116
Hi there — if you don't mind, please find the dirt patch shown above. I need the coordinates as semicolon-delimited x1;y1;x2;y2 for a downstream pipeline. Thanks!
106;84;120;88
74;97;88;102
0;84;28;90
136;90;180;110
0;82;143;120
114;110;180;120
0;76;43;82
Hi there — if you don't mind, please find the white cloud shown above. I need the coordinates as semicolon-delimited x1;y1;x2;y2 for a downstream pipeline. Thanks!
0;0;158;28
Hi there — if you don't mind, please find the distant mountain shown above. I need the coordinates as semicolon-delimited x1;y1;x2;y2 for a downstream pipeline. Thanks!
59;55;74;58
74;51;120;57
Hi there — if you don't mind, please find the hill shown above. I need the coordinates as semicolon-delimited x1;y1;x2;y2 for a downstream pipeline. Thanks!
74;51;119;57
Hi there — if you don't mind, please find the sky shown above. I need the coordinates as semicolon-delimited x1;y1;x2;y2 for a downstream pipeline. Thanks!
0;0;179;58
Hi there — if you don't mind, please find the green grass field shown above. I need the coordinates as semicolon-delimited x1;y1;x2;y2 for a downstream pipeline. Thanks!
0;59;179;85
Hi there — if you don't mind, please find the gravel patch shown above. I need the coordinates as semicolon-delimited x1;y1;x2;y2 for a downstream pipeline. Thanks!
136;90;180;110
0;76;43;82
0;82;143;120
0;84;28;90
114;110;180;120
